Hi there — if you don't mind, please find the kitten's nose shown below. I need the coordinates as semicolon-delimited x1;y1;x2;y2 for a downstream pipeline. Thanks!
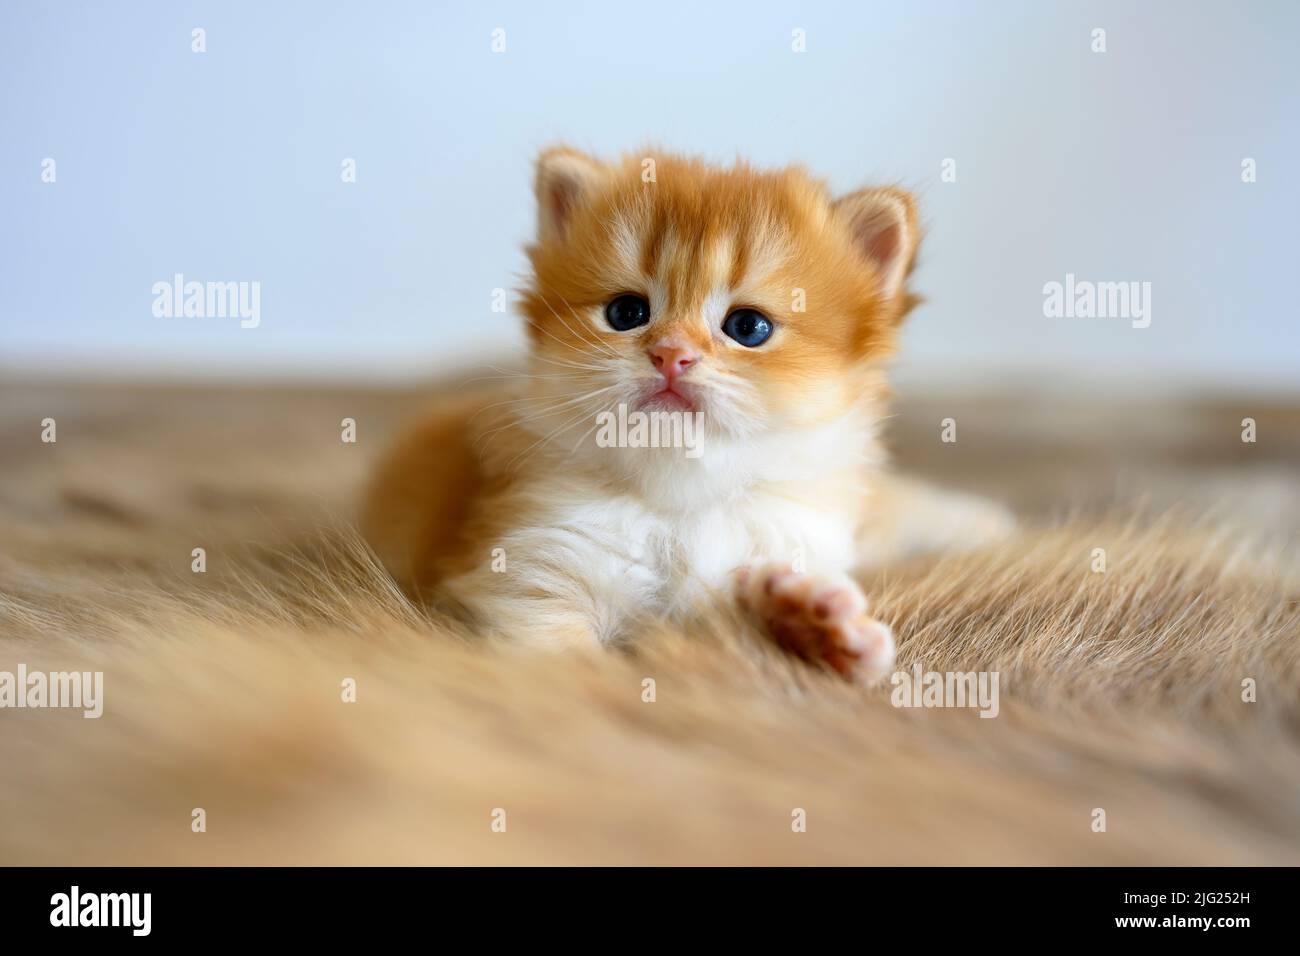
648;342;699;381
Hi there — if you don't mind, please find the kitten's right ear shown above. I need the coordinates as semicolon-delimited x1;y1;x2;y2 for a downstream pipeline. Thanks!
535;146;606;242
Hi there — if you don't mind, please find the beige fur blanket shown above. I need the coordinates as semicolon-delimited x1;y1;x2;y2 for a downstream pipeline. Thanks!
2;380;1297;864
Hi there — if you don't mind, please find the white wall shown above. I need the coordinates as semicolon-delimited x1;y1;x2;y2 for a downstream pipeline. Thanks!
2;0;1296;389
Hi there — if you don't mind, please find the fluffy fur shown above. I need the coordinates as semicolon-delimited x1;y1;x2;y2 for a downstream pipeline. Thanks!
363;148;979;676
2;381;1297;864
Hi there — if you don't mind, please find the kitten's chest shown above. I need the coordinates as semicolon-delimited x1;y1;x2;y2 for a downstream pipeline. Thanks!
550;486;860;615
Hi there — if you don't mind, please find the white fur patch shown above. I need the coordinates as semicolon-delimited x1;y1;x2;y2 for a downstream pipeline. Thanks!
446;410;875;644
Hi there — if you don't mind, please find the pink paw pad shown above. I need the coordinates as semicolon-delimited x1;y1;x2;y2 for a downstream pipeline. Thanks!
736;563;896;684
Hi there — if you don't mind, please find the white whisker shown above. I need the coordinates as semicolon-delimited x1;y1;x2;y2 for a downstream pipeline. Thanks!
505;403;602;473
538;293;620;361
477;384;620;445
529;317;615;366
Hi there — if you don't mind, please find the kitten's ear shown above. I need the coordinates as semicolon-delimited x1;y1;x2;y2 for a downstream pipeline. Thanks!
535;146;606;242
832;187;919;302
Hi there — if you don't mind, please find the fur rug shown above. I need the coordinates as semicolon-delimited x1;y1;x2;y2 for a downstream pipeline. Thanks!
2;378;1298;864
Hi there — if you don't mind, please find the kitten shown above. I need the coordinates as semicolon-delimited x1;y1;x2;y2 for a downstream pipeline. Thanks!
363;147;1010;684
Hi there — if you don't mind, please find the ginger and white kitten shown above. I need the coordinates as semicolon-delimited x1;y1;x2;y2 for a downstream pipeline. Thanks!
363;147;1010;684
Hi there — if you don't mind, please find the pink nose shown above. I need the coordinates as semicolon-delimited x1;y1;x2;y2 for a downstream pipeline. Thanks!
648;343;699;380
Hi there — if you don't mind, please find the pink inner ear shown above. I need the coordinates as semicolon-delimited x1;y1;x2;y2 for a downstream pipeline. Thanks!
545;176;581;237
864;221;901;271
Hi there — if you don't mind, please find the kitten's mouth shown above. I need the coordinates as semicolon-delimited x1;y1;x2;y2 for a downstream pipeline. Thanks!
639;384;696;412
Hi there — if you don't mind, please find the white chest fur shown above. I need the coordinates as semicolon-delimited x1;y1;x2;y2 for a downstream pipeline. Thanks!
501;480;858;641
463;411;880;645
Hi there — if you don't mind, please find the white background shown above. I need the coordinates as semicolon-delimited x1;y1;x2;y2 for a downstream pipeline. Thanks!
2;0;1296;390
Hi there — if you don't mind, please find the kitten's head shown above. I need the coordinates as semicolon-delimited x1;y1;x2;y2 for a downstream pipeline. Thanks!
519;147;919;457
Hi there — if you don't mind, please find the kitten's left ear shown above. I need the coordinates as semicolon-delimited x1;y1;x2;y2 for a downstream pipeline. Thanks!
832;187;919;302
535;146;607;243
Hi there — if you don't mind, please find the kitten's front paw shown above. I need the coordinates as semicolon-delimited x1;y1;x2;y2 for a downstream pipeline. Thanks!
735;564;896;685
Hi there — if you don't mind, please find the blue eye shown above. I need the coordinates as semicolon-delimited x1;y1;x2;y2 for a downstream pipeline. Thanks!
722;309;773;347
605;294;651;331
